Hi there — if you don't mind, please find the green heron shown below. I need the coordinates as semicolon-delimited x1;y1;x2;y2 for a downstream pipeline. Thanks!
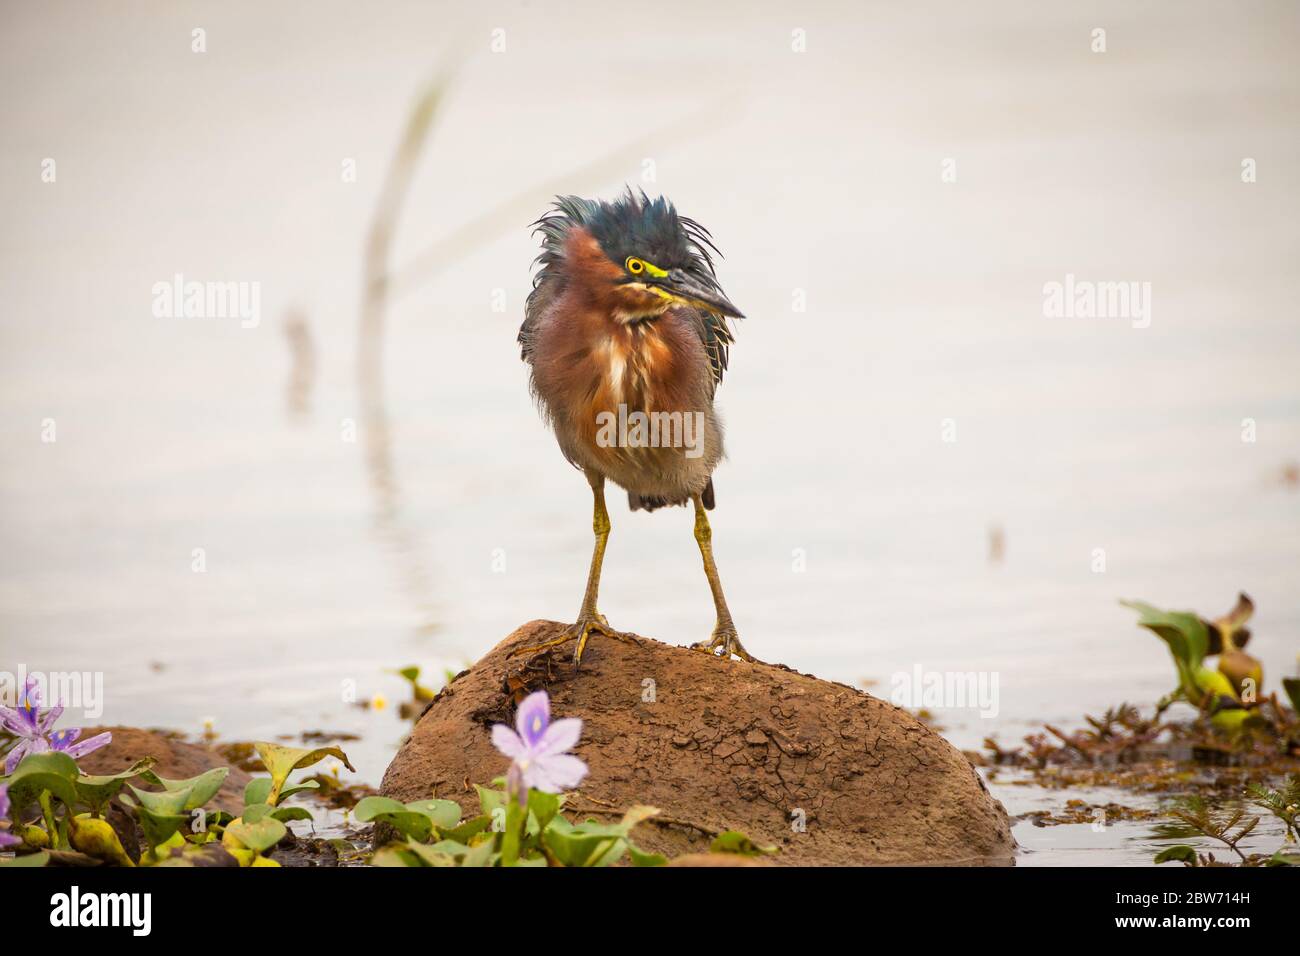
516;190;755;666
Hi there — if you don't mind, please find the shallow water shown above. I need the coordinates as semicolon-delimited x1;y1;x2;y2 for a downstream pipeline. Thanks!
2;1;1298;864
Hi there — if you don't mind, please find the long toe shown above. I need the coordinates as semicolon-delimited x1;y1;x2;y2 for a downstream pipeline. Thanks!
693;627;757;663
571;616;628;670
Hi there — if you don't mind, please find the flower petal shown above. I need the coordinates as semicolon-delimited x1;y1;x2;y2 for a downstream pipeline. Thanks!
536;717;582;757
20;675;42;709
2;699;39;736
37;704;64;734
491;724;526;760
0;784;9;818
50;727;82;748
0;706;28;736
4;739;33;775
514;690;550;748
61;731;111;760
0;830;20;849
528;753;588;793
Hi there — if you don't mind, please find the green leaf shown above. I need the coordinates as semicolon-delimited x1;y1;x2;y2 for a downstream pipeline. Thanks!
710;830;778;856
3;752;79;812
441;815;492;844
243;776;319;807
139;767;228;810
241;802;312;825
0;853;50;868
224;816;287;854
626;841;668;867
527;789;563;835
74;757;157;816
120;792;189;851
403;798;462;830
405;841;457;866
475;783;507;819
1154;844;1198;865
352;795;408;820
353;795;456;842
1122;600;1212;700
127;782;192;816
243;777;272;806
270;806;313;824
1195;667;1238;703
427;839;471;857
370;843;423;867
541;815;625;867
461;838;498;868
252;742;354;806
240;802;311;825
0;850;50;867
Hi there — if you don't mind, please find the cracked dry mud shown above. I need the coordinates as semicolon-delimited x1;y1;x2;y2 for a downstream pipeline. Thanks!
379;620;1017;865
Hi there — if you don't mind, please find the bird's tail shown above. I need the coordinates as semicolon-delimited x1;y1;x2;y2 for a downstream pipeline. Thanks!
627;477;715;512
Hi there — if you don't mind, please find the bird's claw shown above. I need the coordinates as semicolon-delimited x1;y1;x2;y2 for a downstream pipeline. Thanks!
508;614;629;670
692;624;756;663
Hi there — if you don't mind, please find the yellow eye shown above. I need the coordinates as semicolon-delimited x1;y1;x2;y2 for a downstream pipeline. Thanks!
625;257;645;275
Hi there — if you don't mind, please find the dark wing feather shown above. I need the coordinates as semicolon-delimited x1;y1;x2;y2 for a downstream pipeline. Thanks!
675;212;734;392
679;304;734;394
519;272;560;364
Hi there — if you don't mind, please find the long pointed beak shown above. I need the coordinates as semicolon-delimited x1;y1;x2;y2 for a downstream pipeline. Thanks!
656;270;745;318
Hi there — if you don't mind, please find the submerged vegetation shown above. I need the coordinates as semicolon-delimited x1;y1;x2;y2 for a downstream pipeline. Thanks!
981;593;1299;866
1150;780;1300;867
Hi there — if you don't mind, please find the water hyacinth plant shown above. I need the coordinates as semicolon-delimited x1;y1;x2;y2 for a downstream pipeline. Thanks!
0;734;352;868
1123;593;1300;745
0;676;111;773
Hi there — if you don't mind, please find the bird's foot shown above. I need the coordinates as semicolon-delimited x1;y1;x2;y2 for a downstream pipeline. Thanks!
692;623;757;663
508;613;631;670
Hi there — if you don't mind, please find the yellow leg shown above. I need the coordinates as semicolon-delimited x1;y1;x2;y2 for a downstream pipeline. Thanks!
688;494;756;662
509;473;628;668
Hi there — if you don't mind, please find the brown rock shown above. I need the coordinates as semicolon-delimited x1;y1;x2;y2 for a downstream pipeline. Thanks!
379;621;1016;866
667;853;769;867
76;726;251;814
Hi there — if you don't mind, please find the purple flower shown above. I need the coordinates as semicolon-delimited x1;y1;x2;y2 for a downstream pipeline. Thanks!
491;690;587;806
0;784;19;849
0;676;111;774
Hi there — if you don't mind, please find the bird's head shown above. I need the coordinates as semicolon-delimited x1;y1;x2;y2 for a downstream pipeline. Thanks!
532;190;744;323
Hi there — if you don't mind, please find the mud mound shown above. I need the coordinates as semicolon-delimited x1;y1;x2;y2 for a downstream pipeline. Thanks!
379;621;1015;865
